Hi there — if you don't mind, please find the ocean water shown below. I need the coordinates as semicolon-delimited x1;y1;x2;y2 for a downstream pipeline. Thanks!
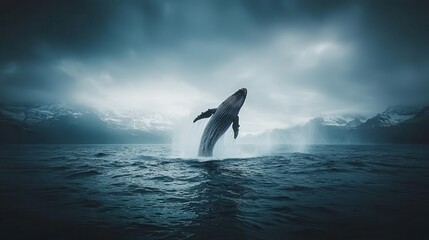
1;144;429;240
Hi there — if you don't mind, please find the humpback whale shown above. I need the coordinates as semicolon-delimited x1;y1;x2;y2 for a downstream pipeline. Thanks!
193;88;247;156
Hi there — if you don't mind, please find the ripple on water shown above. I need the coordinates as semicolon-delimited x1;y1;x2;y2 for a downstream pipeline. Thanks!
111;173;132;179
345;160;366;167
130;187;162;194
67;170;102;179
2;144;429;240
282;185;313;192
94;152;110;157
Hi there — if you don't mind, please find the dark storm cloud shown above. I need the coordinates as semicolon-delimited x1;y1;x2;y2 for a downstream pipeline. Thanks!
0;0;428;130
0;0;353;60
347;0;429;107
361;0;429;64
0;0;117;103
0;0;116;61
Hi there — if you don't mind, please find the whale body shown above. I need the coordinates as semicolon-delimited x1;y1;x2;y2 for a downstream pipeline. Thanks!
193;88;247;157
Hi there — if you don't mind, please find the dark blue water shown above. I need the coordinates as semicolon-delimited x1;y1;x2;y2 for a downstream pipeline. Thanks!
1;144;429;239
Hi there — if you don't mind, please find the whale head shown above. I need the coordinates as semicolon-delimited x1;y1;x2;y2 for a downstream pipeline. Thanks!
222;88;247;113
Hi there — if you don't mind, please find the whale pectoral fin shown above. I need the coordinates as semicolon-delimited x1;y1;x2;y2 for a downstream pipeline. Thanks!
193;108;217;123
232;116;239;139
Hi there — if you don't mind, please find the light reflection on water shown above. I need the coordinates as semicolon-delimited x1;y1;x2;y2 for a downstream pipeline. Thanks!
1;144;429;239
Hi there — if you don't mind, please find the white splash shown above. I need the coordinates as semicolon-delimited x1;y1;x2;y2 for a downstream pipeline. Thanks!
172;117;273;160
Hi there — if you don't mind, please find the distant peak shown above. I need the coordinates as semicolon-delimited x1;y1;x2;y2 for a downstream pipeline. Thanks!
307;114;366;128
383;105;421;116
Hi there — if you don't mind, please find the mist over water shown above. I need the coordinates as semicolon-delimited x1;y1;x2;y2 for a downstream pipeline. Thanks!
172;118;274;159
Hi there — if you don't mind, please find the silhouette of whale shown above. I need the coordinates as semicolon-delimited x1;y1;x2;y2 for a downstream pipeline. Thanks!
193;88;247;156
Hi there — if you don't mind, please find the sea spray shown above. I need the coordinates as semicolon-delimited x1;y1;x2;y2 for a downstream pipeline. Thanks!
172;116;274;159
172;118;205;158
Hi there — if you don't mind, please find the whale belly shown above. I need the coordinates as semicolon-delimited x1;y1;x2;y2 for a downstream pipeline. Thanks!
198;113;233;156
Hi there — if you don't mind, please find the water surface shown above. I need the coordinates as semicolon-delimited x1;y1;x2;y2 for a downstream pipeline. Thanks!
1;144;428;239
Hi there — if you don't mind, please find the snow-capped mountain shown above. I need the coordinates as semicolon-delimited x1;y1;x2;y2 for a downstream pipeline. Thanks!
361;106;420;128
242;105;429;144
0;104;174;132
306;114;367;129
2;104;428;144
0;104;86;124
0;104;172;143
96;108;173;131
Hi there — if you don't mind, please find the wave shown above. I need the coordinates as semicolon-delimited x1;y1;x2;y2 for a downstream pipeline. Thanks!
67;170;101;178
2;144;429;240
94;152;110;157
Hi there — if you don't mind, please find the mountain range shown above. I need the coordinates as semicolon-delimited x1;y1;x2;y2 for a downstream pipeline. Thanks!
1;104;428;144
243;105;429;144
0;104;171;144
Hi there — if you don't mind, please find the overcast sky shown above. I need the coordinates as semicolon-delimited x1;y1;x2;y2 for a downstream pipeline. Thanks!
1;0;428;133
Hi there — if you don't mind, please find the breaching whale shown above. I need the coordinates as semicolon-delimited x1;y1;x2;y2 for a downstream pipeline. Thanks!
193;88;247;157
